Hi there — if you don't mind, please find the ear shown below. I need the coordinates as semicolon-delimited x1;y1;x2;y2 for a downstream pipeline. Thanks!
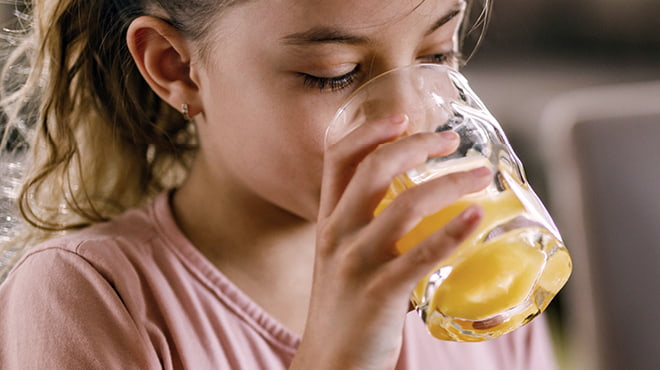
126;16;202;118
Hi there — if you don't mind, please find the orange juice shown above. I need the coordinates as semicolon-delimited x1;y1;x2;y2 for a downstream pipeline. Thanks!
376;158;572;341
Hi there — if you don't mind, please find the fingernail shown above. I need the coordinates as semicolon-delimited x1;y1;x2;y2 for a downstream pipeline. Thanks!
438;131;459;141
461;204;483;223
469;166;491;178
388;113;408;125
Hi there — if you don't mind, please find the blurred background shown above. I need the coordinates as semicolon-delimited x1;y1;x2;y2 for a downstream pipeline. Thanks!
463;0;660;198
461;1;660;370
1;0;659;369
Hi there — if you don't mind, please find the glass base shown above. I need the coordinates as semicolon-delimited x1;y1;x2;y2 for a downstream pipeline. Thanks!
415;228;572;342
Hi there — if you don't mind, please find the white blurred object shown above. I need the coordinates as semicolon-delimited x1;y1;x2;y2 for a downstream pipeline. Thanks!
540;80;660;370
0;153;24;281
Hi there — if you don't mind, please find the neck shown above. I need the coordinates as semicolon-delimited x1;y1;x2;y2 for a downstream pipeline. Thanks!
172;172;316;261
171;156;316;334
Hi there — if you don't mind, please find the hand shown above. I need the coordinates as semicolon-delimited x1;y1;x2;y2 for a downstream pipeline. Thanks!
290;114;491;370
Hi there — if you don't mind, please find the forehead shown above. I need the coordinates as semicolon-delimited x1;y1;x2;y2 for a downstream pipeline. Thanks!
233;0;464;36
281;0;444;19
310;0;455;23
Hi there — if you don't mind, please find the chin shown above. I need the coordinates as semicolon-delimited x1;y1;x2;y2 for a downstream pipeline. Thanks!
276;195;320;223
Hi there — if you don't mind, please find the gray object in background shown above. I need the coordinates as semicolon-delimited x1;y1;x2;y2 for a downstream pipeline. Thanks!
541;81;660;370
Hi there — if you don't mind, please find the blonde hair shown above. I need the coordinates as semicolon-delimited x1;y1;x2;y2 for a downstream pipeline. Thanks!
0;0;490;280
0;0;232;279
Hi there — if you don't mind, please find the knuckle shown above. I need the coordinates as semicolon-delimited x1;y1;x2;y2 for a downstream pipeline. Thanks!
439;172;473;197
408;132;431;143
363;278;391;301
356;152;389;179
389;191;423;220
339;244;364;269
443;217;468;241
409;243;438;265
405;134;435;156
445;171;467;187
316;220;341;256
334;242;372;279
411;132;441;151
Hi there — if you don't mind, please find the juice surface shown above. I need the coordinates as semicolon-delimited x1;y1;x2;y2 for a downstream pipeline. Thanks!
393;189;544;318
431;228;545;320
375;167;572;341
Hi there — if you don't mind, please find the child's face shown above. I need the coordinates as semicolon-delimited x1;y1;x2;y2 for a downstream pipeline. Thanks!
192;0;466;220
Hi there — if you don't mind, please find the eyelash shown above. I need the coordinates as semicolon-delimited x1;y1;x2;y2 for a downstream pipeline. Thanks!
420;51;461;65
302;51;461;92
302;66;360;92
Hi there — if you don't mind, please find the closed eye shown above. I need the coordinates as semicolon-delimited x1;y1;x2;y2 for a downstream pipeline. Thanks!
301;65;361;92
418;51;463;67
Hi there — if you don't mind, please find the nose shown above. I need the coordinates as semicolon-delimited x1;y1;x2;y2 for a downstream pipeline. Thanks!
359;67;424;128
359;64;457;135
327;64;458;146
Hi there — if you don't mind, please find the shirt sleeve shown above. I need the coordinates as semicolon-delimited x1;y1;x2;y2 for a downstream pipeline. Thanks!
0;246;160;370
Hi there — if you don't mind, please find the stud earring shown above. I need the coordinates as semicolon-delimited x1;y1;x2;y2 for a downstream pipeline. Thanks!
181;103;192;121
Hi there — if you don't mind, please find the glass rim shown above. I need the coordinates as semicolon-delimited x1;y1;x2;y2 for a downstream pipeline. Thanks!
325;63;468;147
335;63;463;115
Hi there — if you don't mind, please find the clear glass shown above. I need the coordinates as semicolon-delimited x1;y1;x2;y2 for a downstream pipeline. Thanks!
326;64;572;342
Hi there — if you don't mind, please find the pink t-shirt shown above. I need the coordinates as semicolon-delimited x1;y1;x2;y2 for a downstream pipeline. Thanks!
0;192;558;369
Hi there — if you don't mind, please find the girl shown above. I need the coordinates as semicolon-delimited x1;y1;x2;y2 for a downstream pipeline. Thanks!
0;0;558;369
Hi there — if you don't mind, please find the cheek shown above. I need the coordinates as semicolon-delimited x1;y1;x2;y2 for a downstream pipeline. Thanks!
267;97;332;191
198;75;337;218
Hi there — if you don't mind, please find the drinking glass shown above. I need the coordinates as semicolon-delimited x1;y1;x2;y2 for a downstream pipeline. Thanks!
325;64;572;342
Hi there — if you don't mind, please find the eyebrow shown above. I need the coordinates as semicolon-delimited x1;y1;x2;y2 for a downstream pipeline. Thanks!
426;7;463;36
281;5;465;46
281;27;370;46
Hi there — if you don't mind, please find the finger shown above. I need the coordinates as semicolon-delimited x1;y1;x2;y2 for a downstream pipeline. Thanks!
383;203;484;292
357;166;491;262
319;114;408;220
330;130;462;232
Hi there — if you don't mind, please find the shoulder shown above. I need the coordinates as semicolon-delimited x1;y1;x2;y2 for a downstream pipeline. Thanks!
10;192;169;278
0;199;157;317
41;195;160;255
1;192;178;317
0;235;161;369
0;195;174;368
